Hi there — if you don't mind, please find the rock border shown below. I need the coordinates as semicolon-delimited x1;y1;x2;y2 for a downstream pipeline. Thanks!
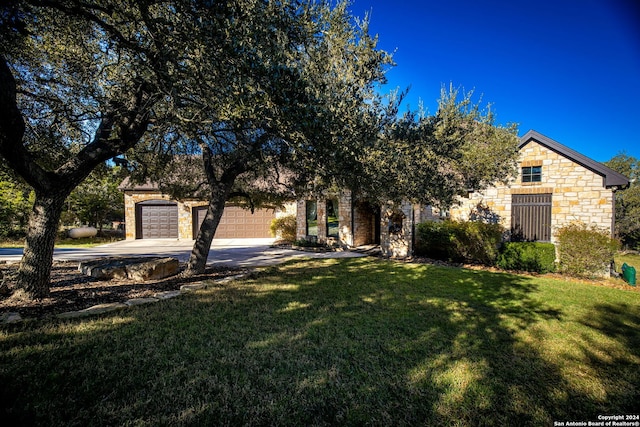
291;245;344;253
1;273;250;324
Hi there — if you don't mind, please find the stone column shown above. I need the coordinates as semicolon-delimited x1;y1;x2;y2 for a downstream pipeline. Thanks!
295;199;306;241
338;191;353;247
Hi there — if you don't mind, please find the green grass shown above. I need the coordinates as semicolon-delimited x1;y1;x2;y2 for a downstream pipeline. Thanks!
0;235;123;248
54;235;124;247
616;252;640;271
1;258;639;426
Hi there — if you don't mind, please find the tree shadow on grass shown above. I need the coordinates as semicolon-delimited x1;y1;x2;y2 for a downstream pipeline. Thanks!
574;303;640;413
1;258;638;426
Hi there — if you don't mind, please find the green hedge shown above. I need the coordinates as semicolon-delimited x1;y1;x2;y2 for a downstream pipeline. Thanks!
415;220;504;265
415;221;456;261
556;222;619;277
497;242;556;273
270;215;296;242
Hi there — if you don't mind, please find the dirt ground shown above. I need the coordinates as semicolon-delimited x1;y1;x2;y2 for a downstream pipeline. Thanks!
0;261;243;320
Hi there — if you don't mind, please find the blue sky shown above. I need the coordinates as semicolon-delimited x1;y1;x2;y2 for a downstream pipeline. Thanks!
351;0;640;162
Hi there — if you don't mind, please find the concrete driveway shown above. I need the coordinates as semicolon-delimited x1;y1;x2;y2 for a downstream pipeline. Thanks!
0;238;366;268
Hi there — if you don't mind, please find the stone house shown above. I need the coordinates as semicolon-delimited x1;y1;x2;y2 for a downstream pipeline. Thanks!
121;130;628;255
446;130;628;243
295;130;629;257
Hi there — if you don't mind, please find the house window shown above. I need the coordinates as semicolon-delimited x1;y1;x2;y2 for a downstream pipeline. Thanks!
511;194;552;241
326;199;339;238
521;166;542;183
306;200;318;237
388;211;404;234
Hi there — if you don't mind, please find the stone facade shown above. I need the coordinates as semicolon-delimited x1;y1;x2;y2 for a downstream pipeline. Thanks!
448;139;616;243
123;189;294;240
379;201;416;258
123;190;209;240
125;131;626;257
295;190;379;248
292;129;624;256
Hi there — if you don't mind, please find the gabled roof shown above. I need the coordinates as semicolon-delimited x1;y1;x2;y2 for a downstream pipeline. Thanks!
519;130;630;189
118;177;158;191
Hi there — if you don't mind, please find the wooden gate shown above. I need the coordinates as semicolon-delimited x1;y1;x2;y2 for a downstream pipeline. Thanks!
511;194;552;241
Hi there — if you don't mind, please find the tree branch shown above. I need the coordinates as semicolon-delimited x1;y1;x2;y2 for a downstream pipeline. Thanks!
56;80;155;187
228;191;256;213
0;55;51;190
28;0;141;53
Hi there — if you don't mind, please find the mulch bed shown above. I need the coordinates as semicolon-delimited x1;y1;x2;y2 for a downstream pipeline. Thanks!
0;261;244;320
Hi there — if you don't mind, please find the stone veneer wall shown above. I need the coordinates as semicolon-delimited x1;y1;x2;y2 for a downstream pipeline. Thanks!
296;192;352;246
338;192;354;246
296;191;379;248
125;191;295;240
448;140;615;242
380;201;415;258
295;192;415;253
295;199;307;241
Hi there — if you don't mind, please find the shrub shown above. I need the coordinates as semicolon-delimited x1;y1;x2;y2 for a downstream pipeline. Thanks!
556;222;620;277
415;221;456;261
497;242;556;273
293;239;323;248
453;221;504;266
270;215;296;242
415;220;504;265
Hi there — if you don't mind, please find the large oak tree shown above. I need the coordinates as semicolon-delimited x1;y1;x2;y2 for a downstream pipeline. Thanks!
132;0;396;275
1;1;169;298
2;0;357;297
359;85;520;208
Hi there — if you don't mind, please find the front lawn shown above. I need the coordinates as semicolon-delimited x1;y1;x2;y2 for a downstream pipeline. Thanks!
616;252;640;271
0;235;123;248
1;258;638;426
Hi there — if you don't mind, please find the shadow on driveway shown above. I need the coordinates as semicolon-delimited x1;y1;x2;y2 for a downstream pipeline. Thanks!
0;238;366;268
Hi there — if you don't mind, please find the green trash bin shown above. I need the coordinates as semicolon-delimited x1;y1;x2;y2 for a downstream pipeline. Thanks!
622;263;637;286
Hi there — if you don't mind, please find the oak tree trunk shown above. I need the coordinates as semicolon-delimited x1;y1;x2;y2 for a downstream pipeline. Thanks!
184;181;235;276
17;190;69;299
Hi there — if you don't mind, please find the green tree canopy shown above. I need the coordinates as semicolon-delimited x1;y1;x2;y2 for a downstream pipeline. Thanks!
1;0;179;297
358;85;520;208
0;165;33;238
3;0;388;296
131;0;395;275
63;163;125;231
605;153;640;249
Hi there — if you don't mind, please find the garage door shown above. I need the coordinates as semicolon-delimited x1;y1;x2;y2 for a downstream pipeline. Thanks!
193;205;275;238
136;201;179;239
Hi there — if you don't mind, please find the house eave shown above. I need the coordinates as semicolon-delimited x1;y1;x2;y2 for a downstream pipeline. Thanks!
519;130;630;189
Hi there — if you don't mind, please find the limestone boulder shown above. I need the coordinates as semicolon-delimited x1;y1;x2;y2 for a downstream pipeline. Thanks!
126;258;179;281
79;258;128;280
79;257;179;281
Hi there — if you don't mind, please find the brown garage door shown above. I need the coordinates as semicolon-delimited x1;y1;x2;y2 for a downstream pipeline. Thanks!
193;205;275;238
137;201;179;239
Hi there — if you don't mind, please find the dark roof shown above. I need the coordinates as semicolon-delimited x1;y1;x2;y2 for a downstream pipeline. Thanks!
519;130;630;189
118;177;159;191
